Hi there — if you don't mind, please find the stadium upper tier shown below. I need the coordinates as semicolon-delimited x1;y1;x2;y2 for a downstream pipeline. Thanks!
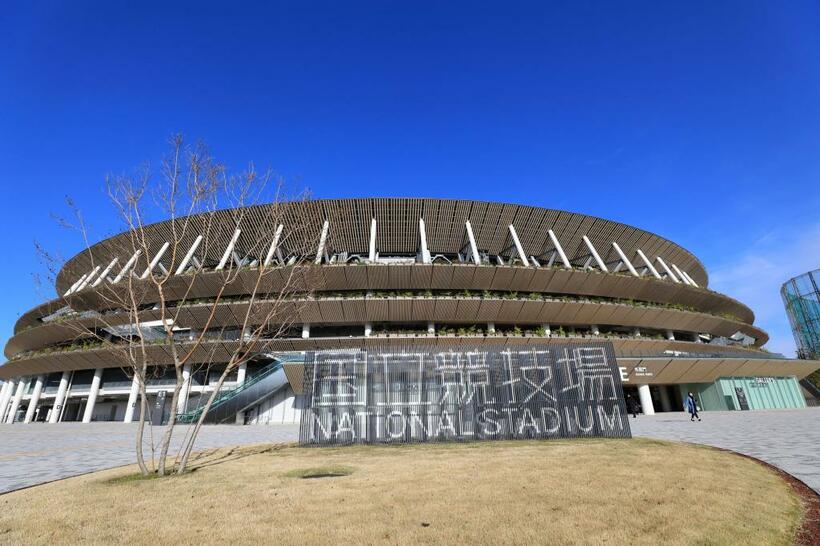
2;198;778;380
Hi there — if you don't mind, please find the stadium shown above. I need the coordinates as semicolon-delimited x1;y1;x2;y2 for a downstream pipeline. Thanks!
1;198;818;426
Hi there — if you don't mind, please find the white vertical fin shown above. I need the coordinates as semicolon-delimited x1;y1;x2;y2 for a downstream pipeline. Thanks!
419;217;431;264
64;273;89;296
263;224;284;267
315;220;329;265
465;220;480;265
670;263;691;285
92;258;119;287
582;236;608;272
508;224;529;265
635;249;661;279
548;229;572;269
655;256;680;283
175;235;203;275
77;266;102;291
680;269;699;287
113;250;142;283
368;218;377;262
140;242;170;278
611;242;639;277
216;230;241;270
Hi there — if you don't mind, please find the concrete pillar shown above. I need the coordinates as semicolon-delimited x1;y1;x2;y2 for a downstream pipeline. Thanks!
177;364;192;414
0;382;9;408
235;362;248;424
49;371;71;424
82;368;103;423
23;375;45;423
666;330;675;341
427;322;435;335
543;324;551;337
302;324;310;339
123;373;140;423
364;322;373;337
633;328;642;338
659;385;673;412
591;325;600;336
0;380;13;422
487;322;496;334
236;362;247;385
638;384;655;416
6;379;27;424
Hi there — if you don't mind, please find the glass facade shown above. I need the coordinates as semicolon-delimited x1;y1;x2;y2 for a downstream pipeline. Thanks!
781;269;820;359
678;377;805;411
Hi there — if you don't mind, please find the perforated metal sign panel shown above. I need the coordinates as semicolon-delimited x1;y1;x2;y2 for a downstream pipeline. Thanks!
299;342;631;445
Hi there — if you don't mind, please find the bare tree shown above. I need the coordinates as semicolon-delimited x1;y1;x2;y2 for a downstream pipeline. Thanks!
42;136;321;475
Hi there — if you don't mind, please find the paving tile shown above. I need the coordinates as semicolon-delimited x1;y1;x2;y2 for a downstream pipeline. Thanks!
1;409;818;495
631;408;820;494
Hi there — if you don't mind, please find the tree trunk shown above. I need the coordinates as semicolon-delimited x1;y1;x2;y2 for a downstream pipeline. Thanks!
135;383;150;475
176;369;231;474
156;382;182;476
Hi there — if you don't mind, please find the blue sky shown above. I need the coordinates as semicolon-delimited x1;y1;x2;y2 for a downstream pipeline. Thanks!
1;1;819;355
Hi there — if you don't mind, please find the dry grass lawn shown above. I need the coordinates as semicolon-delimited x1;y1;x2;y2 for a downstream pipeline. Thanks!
0;438;802;545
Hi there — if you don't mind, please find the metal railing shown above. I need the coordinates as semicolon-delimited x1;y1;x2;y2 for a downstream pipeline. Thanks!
176;354;302;423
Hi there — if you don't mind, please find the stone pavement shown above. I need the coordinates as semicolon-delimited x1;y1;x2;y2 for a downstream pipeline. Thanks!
1;408;818;495
630;408;820;494
0;423;298;494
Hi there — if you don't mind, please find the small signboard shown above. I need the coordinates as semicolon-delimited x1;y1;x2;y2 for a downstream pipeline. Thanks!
734;387;750;411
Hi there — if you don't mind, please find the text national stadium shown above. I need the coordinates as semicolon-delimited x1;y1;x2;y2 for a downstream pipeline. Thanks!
1;198;817;440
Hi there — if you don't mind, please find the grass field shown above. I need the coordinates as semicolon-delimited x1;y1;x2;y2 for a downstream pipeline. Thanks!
0;439;802;545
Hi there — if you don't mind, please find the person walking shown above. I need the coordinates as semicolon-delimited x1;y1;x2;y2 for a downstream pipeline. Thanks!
685;392;701;421
626;393;638;418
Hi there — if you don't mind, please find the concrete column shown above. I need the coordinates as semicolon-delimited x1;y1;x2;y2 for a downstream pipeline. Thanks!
543;324;551;337
177;364;192;414
49;371;71;424
0;380;13;422
637;384;655;416
658;386;673;412
364;322;373;337
123;373;140;423
235;362;248;425
6;379;27;424
82;368;103;423
23;375;46;423
236;362;248;385
666;330;675;341
633;328;642;338
591;325;600;336
427;322;435;335
0;382;9;406
487;322;496;334
302;324;311;339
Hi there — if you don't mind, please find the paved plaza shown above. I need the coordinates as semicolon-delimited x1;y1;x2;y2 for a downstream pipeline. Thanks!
0;408;818;495
0;423;298;494
630;408;820;494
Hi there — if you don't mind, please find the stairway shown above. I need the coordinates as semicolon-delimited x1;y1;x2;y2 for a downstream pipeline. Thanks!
178;354;301;424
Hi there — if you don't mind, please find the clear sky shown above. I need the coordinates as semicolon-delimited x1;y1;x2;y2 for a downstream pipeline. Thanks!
1;1;819;356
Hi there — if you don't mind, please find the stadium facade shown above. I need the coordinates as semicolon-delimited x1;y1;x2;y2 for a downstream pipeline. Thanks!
1;198;818;425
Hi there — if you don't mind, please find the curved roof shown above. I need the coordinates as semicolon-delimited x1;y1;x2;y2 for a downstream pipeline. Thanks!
55;198;709;294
